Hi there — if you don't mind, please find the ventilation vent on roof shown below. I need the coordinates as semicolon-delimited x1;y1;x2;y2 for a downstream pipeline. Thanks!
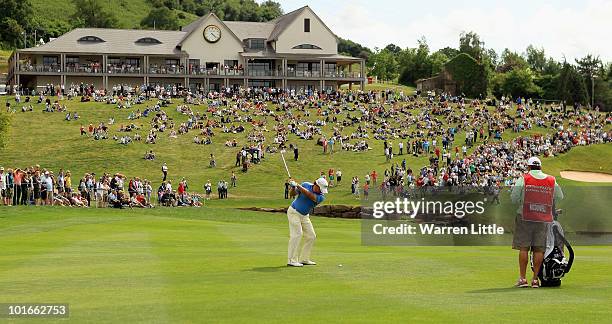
292;44;322;50
78;36;105;43
136;37;162;44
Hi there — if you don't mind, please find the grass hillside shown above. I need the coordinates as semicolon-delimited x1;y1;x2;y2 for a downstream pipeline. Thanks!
31;0;199;31
1;96;610;208
0;49;10;74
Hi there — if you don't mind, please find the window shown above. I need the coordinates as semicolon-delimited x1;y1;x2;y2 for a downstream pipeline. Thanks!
77;36;105;42
66;57;79;64
165;59;179;66
292;44;322;50
189;59;200;66
125;58;140;66
304;18;310;32
324;63;336;73
108;58;122;65
248;39;265;50
224;60;238;68
43;56;58;65
136;37;162;44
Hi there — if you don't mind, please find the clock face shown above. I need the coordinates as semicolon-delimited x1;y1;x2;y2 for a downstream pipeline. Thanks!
203;25;221;43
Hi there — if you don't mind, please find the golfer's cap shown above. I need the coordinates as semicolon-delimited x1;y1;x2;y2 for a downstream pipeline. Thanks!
527;157;542;166
315;178;329;194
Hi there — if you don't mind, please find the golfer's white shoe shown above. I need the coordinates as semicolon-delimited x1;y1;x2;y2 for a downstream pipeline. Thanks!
301;260;317;266
287;262;303;267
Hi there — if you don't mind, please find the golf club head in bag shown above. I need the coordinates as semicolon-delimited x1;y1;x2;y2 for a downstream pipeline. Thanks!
531;210;574;287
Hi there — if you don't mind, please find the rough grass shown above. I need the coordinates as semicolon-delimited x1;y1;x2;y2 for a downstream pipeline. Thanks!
0;207;611;322
340;82;415;93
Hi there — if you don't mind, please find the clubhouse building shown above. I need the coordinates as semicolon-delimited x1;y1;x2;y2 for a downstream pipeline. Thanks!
7;6;366;93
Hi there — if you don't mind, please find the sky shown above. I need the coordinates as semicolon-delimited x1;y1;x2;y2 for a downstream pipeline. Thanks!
266;0;611;61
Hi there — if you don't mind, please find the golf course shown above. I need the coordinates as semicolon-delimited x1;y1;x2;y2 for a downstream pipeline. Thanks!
1;92;611;322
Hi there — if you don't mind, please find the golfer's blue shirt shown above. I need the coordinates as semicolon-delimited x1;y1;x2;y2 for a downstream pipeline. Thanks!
291;182;325;216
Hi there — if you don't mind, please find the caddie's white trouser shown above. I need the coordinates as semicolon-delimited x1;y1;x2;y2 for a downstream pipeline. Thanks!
287;206;316;264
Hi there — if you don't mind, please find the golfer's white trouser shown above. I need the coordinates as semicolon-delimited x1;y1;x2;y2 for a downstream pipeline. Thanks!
287;206;316;264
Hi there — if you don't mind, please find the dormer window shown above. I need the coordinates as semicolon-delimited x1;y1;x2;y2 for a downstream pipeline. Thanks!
78;36;105;43
292;44;322;50
247;38;265;50
136;37;162;44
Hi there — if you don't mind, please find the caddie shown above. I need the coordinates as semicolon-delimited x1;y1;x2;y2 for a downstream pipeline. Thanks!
286;177;329;267
511;156;563;288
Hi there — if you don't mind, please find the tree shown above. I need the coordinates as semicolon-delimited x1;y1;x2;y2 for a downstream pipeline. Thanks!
71;0;118;28
141;7;180;30
384;44;402;55
430;51;449;75
501;68;542;98
459;31;484;62
369;48;399;82
525;45;546;74
435;47;459;60
0;0;33;47
338;38;372;61
258;1;283;21
575;54;604;106
557;61;589;106
497;49;528;73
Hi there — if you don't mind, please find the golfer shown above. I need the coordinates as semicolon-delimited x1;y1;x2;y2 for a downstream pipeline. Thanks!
286;177;328;267
511;157;563;288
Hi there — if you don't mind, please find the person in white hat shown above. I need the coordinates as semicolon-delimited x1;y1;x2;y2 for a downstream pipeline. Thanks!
286;176;328;267
511;156;564;288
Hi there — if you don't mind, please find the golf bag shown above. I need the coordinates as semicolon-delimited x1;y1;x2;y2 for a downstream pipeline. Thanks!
531;210;574;287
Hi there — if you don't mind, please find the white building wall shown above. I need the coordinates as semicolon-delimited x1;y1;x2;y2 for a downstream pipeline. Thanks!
181;15;244;66
274;9;337;55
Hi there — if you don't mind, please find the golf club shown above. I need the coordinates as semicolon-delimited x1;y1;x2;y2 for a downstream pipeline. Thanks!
280;149;291;178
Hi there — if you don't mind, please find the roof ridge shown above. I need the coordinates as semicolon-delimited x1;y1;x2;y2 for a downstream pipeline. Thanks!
74;27;186;33
270;5;308;24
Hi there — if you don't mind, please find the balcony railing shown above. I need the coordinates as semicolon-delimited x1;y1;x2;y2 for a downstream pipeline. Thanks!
19;64;61;73
246;70;283;77
107;65;143;74
286;70;321;78
323;71;362;78
189;67;245;76
65;65;103;73
17;64;365;79
148;65;185;75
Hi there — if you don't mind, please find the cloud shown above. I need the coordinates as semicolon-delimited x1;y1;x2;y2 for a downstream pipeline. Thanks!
300;0;612;61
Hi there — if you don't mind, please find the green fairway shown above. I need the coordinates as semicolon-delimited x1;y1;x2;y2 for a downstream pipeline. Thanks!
1;92;611;322
1;207;611;323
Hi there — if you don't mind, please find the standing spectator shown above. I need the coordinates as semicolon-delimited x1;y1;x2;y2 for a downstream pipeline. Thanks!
204;180;212;200
284;179;290;199
231;172;237;187
161;163;168;181
0;167;6;206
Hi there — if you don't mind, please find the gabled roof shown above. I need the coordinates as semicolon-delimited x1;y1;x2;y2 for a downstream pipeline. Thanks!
268;6;338;42
178;13;243;47
223;21;275;41
20;28;186;55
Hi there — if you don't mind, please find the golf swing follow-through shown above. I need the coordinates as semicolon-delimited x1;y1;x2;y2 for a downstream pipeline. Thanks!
281;150;329;267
